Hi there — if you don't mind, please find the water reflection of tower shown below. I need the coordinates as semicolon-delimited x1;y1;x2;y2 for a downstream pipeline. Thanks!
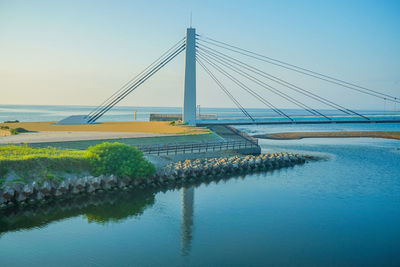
181;187;194;255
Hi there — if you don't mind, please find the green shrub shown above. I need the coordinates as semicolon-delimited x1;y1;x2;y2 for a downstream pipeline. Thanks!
15;127;28;133
86;142;155;179
0;126;9;130
169;121;176;126
4;120;19;123
9;127;28;135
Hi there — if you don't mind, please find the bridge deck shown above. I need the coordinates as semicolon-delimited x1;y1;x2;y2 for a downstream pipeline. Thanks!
197;115;400;126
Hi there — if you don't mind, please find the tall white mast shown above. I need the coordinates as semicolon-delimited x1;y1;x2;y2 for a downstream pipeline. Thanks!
183;28;196;125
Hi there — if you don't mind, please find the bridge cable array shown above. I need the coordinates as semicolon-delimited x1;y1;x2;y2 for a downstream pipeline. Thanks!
196;53;293;121
87;37;186;124
197;34;400;104
195;34;400;121
197;49;333;121
197;44;368;119
196;44;370;121
197;58;255;121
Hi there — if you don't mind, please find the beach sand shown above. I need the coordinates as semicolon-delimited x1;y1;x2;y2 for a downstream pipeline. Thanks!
0;121;207;134
254;131;400;140
0;121;209;144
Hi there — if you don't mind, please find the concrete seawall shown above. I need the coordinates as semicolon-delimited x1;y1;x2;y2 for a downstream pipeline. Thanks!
0;152;310;209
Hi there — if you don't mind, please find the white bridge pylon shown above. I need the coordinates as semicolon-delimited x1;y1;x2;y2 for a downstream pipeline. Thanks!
183;28;197;125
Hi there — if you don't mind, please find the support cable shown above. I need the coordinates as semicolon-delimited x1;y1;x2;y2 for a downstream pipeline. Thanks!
196;58;255;121
88;37;185;117
196;52;293;121
198;49;331;119
88;44;186;123
197;44;364;117
196;36;400;103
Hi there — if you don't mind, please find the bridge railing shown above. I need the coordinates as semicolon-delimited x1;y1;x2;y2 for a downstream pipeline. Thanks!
224;125;259;145
135;140;258;155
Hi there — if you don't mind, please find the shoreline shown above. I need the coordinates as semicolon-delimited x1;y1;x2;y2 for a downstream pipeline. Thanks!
0;152;312;209
254;131;400;141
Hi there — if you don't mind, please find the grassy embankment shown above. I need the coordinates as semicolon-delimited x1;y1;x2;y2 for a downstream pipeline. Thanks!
0;142;155;188
29;133;221;150
0;145;89;187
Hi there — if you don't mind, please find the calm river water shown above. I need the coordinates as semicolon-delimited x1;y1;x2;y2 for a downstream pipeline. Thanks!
0;106;400;266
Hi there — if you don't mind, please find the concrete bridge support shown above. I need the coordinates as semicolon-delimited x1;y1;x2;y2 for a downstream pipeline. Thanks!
183;28;197;125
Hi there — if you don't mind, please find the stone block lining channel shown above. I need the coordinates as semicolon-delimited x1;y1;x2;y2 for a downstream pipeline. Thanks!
0;152;312;210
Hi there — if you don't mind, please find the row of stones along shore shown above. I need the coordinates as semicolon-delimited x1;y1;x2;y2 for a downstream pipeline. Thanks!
0;152;308;209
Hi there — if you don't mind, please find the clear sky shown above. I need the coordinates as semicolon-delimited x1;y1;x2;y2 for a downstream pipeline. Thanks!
1;0;399;110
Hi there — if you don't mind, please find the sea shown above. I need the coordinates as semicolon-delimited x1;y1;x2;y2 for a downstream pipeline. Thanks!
0;105;399;266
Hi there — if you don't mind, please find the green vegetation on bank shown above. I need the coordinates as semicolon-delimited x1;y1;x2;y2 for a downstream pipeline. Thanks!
0;142;155;187
10;127;29;135
0;125;28;135
87;142;155;178
27;132;221;150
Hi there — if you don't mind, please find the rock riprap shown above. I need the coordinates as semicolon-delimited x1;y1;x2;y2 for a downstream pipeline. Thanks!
0;152;308;208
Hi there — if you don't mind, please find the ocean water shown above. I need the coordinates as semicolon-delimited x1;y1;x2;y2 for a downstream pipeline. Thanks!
1;104;399;123
0;106;400;266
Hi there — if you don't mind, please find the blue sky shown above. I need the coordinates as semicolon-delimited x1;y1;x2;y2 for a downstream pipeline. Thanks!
0;0;399;110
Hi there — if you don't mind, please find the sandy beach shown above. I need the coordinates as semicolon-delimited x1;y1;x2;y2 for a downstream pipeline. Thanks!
0;121;209;144
254;131;400;140
0;121;207;134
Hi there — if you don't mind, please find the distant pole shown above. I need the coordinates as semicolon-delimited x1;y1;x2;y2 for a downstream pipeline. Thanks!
183;28;197;125
134;109;137;120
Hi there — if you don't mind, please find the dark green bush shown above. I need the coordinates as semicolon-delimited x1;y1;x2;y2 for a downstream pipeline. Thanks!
14;127;28;133
4;120;19;123
86;142;155;179
9;127;28;135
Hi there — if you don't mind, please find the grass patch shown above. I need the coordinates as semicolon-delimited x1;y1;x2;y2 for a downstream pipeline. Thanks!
28;133;220;150
0;145;90;181
0;145;87;161
0;143;156;187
